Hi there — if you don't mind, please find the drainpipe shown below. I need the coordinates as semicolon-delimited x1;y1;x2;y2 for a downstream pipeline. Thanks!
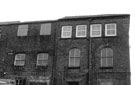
88;18;94;85
52;21;57;85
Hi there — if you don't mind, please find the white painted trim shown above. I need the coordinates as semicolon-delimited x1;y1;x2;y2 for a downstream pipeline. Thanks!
90;24;102;37
76;25;87;37
105;23;117;36
61;26;72;38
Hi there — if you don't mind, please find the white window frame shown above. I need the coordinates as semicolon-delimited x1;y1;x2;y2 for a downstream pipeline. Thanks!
14;54;26;66
17;25;28;36
76;25;87;37
90;24;102;37
105;23;117;36
37;53;48;66
61;26;72;38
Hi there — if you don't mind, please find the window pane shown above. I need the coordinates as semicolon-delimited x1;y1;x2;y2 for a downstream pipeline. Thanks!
15;54;26;60
92;31;101;36
107;24;116;30
101;48;113;57
75;58;80;66
14;54;25;66
37;53;48;66
101;49;107;57
38;53;48;60
69;58;74;67
107;30;116;35
107;58;113;66
15;60;25;66
40;23;51;35
63;32;71;37
90;24;102;37
107;48;113;57
63;26;72;31
76;25;87;37
38;60;48;65
61;26;72;38
77;25;86;30
17;25;28;36
74;49;80;57
105;24;116;36
101;58;107;67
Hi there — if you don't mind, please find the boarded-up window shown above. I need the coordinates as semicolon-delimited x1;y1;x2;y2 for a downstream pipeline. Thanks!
90;24;102;37
69;48;81;67
17;25;28;36
105;24;116;36
37;53;48;66
40;23;51;35
76;25;87;37
14;54;26;66
101;48;113;67
61;26;72;38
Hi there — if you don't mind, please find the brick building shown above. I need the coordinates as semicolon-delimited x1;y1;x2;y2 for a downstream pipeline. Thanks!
0;14;130;85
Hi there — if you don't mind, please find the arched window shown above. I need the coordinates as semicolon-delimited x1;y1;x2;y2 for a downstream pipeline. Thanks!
100;48;113;67
69;48;81;67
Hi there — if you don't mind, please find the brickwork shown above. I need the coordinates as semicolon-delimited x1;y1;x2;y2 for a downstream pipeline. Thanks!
0;14;130;85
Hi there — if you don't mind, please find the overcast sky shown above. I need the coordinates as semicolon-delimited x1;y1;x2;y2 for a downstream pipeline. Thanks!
0;0;134;84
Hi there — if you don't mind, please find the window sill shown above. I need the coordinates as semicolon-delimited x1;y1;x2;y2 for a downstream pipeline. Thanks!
100;67;113;69
67;67;80;69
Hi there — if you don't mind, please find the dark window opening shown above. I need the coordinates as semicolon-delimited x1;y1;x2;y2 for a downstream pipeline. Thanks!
68;82;79;85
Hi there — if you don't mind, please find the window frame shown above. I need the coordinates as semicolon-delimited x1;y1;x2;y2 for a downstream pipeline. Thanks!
105;23;117;36
76;25;87;37
37;53;49;66
61;26;72;38
90;24;102;37
14;53;26;66
69;48;81;67
100;48;113;68
17;24;28;36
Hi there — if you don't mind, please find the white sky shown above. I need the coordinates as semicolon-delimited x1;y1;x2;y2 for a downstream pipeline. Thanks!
0;0;134;84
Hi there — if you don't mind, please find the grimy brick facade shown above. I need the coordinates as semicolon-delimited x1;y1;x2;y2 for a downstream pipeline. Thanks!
0;14;130;85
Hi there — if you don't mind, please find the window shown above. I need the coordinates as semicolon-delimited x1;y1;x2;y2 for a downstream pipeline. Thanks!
100;81;113;85
16;78;26;85
14;54;26;66
100;48;113;67
105;24;116;36
37;53;48;66
69;48;81;67
61;26;72;38
90;24;102;37
76;25;87;37
17;25;28;36
40;23;51;35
